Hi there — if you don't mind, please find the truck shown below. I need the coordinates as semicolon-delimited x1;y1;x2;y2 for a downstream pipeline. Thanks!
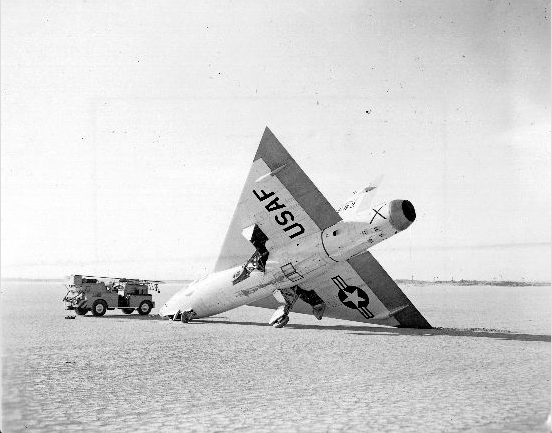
63;274;161;316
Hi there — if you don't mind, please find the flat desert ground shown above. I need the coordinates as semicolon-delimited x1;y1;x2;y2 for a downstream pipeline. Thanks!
2;281;550;432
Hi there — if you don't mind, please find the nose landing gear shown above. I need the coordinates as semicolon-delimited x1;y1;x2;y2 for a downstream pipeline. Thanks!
180;310;195;323
171;309;196;323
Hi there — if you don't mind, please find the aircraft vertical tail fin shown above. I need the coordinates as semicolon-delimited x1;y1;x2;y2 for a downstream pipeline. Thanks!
355;175;383;214
338;176;383;218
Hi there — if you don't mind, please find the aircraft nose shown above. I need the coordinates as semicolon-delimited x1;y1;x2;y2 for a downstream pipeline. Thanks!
388;199;416;231
159;302;178;318
159;303;168;317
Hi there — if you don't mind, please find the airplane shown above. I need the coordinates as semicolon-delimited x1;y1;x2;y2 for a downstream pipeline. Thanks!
159;127;431;329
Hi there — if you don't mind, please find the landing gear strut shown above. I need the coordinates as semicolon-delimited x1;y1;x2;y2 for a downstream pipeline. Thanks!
272;313;289;328
269;305;291;328
268;287;298;328
268;286;327;328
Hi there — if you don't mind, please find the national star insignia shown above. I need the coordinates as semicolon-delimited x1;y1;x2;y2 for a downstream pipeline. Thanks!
342;288;365;308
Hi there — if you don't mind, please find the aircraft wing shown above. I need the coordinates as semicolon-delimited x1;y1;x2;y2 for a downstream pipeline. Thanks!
249;250;431;328
214;127;342;272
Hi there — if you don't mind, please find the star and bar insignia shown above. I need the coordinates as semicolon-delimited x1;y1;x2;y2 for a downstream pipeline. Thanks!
332;275;374;319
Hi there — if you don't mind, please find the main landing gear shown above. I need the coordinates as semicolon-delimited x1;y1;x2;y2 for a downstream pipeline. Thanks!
268;287;297;328
268;286;326;328
269;305;292;328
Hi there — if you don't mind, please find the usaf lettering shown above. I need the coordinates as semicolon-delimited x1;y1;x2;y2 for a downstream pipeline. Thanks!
253;189;305;239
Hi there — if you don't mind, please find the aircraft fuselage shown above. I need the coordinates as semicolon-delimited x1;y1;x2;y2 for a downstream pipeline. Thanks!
159;199;416;320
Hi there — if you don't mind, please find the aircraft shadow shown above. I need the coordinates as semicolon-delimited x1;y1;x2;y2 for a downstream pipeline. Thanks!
191;319;551;342
81;314;230;321
77;315;550;342
346;327;551;342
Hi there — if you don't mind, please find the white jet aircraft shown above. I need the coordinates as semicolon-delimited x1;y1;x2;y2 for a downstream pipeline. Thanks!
159;128;431;328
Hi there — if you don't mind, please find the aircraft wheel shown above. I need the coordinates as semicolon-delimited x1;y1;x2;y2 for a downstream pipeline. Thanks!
121;308;134;315
75;307;88;316
138;301;153;315
272;315;289;328
92;300;107;317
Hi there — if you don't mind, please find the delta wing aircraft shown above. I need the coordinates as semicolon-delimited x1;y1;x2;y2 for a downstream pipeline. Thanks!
159;128;431;328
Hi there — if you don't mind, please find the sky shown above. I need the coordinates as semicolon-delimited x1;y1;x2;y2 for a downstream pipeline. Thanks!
1;0;550;281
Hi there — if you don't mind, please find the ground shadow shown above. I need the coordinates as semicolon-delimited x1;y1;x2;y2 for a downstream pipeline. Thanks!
74;314;550;342
79;314;165;321
190;319;551;342
347;326;551;342
79;314;230;321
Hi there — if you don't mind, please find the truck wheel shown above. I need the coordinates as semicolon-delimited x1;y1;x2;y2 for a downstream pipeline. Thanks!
138;300;153;315
92;300;108;317
75;307;88;316
121;308;134;315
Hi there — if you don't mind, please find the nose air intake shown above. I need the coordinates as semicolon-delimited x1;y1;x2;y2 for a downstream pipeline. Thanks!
389;200;416;231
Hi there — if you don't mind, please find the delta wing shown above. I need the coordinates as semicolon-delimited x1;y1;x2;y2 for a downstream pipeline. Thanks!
250;250;431;328
214;127;341;271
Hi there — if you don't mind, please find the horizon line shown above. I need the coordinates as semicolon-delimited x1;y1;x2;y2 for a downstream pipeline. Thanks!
2;277;550;285
2;241;550;268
